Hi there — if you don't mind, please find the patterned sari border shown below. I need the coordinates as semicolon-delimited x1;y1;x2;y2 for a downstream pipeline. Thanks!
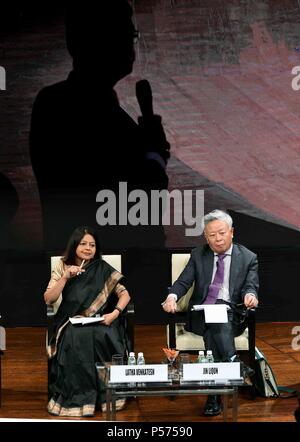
47;319;69;358
48;398;95;417
83;270;123;317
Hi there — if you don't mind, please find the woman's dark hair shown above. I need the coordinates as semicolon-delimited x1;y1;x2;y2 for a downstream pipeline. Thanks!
62;226;101;265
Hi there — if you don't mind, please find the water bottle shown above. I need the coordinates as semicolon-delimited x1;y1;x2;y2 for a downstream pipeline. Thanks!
137;352;145;365
200;350;208;363
206;350;214;363
128;351;136;365
198;350;205;363
137;352;146;386
127;351;136;387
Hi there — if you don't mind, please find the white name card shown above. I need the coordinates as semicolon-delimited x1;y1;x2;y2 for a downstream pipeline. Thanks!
182;362;241;381
192;305;230;323
109;364;169;383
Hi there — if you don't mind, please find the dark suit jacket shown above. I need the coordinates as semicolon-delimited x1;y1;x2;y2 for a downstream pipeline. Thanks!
169;243;259;310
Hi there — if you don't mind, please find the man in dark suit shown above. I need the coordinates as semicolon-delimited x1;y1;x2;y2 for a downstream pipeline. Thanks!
162;209;259;416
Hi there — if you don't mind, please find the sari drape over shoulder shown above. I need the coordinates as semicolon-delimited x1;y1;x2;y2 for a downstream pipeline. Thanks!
47;258;127;417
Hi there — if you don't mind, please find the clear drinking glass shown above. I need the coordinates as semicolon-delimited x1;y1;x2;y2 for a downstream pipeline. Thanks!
179;353;190;378
162;348;179;379
112;354;124;365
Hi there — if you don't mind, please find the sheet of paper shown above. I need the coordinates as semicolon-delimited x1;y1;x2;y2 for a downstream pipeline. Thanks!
192;305;205;311
69;316;104;325
203;304;229;323
193;304;230;312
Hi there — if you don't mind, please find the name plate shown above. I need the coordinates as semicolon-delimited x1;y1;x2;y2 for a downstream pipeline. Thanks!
182;362;241;381
109;364;169;383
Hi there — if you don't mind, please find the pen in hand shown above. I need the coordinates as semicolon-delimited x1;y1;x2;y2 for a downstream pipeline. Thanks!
76;259;85;275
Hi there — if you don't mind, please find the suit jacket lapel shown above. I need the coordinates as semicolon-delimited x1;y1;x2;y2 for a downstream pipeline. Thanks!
229;244;240;298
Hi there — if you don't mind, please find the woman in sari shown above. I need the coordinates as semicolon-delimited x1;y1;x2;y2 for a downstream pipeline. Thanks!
45;226;131;417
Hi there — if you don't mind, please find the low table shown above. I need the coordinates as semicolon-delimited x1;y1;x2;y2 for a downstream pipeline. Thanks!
97;364;245;422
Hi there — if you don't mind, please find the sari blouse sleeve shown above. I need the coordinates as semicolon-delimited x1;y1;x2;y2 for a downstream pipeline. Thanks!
114;282;126;295
46;259;66;291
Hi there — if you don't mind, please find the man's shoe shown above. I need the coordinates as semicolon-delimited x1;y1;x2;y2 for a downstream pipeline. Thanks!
203;395;222;416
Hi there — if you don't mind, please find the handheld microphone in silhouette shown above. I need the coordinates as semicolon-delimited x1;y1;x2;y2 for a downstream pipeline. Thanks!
136;79;154;119
136;78;170;164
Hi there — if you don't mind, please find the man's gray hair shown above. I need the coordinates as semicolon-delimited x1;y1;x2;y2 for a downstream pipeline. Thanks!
201;209;233;231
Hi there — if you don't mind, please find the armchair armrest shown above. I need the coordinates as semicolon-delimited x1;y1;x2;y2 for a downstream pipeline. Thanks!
0;326;6;351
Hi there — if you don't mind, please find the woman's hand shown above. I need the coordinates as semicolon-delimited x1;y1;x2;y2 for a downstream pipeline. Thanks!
101;310;119;326
63;265;85;279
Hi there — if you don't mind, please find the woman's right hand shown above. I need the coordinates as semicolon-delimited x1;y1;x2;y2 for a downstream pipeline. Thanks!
63;265;85;279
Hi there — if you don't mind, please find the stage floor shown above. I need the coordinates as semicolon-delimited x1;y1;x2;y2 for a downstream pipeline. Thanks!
0;323;300;422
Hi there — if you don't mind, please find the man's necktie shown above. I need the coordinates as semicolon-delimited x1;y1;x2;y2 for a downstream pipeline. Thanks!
203;254;226;304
